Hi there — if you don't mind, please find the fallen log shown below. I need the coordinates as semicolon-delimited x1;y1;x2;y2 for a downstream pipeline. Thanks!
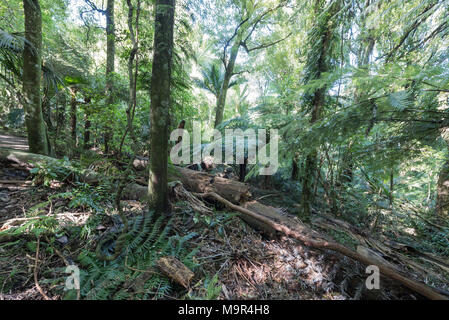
170;166;251;204
313;214;449;281
198;192;448;300
156;256;194;289
0;148;98;184
122;166;252;212
0;148;251;206
133;157;251;204
0;148;61;169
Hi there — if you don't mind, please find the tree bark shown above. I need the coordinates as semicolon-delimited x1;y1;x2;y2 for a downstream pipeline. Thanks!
291;156;299;180
22;0;48;155
56;92;66;139
119;0;140;155
104;0;115;154
338;1;376;186
436;130;449;216
83;113;91;150
70;88;77;148
214;32;243;128
148;0;175;214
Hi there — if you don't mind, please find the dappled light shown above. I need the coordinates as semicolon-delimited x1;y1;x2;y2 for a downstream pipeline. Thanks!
0;0;448;303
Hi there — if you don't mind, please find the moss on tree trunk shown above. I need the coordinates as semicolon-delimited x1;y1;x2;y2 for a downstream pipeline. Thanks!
22;0;49;156
148;0;175;214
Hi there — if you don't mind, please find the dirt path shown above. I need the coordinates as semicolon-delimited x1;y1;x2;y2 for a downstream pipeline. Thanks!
0;133;28;151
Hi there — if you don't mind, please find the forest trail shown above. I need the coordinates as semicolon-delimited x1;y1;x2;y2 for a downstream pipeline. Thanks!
0;134;28;151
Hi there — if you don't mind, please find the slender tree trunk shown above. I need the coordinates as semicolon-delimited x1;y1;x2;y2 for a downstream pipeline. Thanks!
239;156;247;182
437;130;449;216
70;88;77;147
338;141;354;185
214;33;243;128
22;0;48;155
83;113;91;150
104;0;115;154
119;0;141;155
42;95;53;133
148;0;175;214
292;156;299;180
301;62;330;217
389;169;394;207
56;92;66;138
436;160;449;216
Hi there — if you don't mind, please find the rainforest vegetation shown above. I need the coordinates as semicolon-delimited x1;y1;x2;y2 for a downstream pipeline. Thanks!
0;0;448;300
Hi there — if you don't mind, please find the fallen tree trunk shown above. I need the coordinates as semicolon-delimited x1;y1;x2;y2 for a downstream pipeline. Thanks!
134;159;252;204
123;166;251;206
198;192;448;300
0;148;60;168
0;148;98;183
0;148;250;205
169;166;251;204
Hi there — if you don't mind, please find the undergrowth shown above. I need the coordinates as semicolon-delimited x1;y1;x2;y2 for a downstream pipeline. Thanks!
73;211;199;300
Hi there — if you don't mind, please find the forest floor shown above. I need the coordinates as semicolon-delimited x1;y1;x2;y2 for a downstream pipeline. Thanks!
0;133;448;300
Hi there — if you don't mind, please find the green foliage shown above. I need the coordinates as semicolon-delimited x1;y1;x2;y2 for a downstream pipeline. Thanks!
185;273;222;300
76;211;198;300
30;157;85;186
0;215;59;241
56;182;113;213
192;209;238;236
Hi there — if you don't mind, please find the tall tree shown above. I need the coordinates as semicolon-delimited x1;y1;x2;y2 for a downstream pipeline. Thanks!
207;0;289;128
338;0;377;185
195;60;240;126
22;0;49;155
104;0;115;154
148;0;175;214
118;0;141;155
301;1;340;217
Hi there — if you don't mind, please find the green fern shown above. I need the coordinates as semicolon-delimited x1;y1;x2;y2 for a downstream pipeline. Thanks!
75;211;198;300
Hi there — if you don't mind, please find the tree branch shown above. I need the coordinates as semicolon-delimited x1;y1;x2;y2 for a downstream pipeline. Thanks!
244;32;292;53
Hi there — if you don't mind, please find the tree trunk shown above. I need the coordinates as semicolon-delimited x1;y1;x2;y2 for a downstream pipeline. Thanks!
437;131;449;216
239;156;247;182
119;0;140;155
42;95;54;133
148;0;175;214
300;1;339;217
104;0;115;154
83;113;91;150
389;169;394;207
56;92;66;138
292;156;299;180
70;88;77;148
22;0;48;155
338;1;376;186
301;69;328;217
214;32;243;128
437;160;449;216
